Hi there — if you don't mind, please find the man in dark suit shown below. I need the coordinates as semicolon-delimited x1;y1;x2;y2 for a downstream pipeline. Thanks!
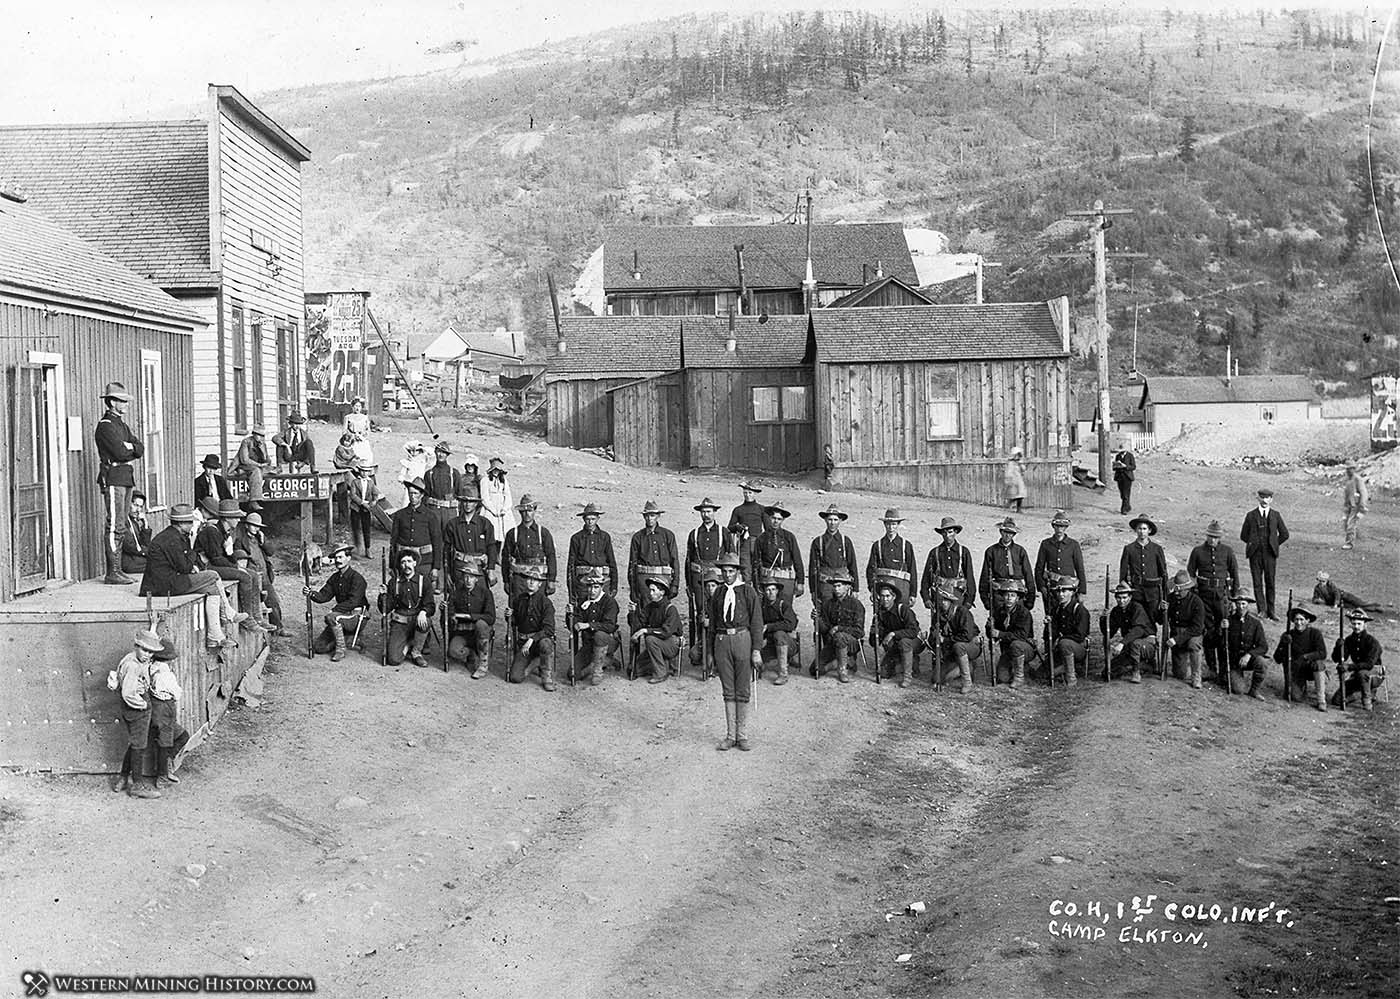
194;454;232;504
1240;488;1290;621
140;503;243;652
1112;448;1136;515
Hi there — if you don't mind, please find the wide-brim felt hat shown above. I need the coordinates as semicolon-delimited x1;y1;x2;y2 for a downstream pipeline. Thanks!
1231;591;1256;603
642;575;671;591
216;499;245;519
874;579;901;595
880;508;904;522
329;543;355;558
201;454;222;469
517;565;547;581
716;551;742;568
101;381;132;402
167;503;195;523
641;500;664;515
1112;581;1136;596
935;517;962;534
738;479;763;492
991;578;1026;593
1170;569;1195;591
934;580;965;601
1348;608;1372;622
578;502;604;517
995;517;1020;534
133;629;164;652
693;497;720;512
817;503;848;521
702;567;724;584
1288;606;1317;622
197;496;221;518
1205;520;1224;538
1128;515;1158;535
1050;573;1079;590
763;502;791;518
1050;510;1071;527
402;476;427;492
827;571;854;585
458;562;484;577
244;512;265;529
578;566;608;584
516;494;539;511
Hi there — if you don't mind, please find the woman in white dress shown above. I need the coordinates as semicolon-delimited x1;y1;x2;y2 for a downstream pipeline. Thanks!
398;440;428;507
344;397;370;438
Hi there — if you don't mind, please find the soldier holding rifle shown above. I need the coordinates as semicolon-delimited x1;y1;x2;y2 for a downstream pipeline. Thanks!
1331;608;1384;710
1187;520;1239;682
1046;574;1090;687
1274;605;1329;711
1165;569;1207;690
866;508;917;608
304;544;369;662
1104;581;1155;684
570;569;619;687
758;573;797;685
1225;592;1270;701
931;580;981;693
871;580;920;687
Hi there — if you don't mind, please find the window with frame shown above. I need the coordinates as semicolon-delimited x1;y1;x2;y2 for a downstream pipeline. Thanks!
925;364;962;440
231;303;247;432
251;313;265;427
751;384;811;424
1260;404;1276;423
139;350;165;509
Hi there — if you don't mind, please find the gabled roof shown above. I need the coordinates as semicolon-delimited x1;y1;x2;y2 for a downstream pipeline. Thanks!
462;329;525;361
826;275;933;308
422;325;469;361
550;316;683;375
1142;375;1318;406
604;222;917;292
812;303;1068;363
0;121;215;290
0;196;205;327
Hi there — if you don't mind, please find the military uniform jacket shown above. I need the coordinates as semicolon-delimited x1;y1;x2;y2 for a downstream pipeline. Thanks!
311;568;369;615
937;604;979;646
1034;536;1086;594
818;594;866;639
922;542;976;605
449;578;495;625
979;542;1037;610
867;535;917;592
1108;601;1154;644
686;523;730;570
195;521;237;570
139;525;198;597
991;603;1035;643
445;515;498;570
708;582;764;647
628;526;680;595
634;599;684;640
1187;543;1239;598
503;522;557;582
1273;627;1326;669
1119;541;1168;591
509;590;555;641
1226;612;1268;661
809;532;859;592
747;528;804;581
567;527;617;588
760;595;797;636
1333;631;1382;668
95;410;143;488
1050;601;1092;644
573;592;618;634
727;501;766;547
1240;507;1289;560
423;461;459;502
382;572;435;619
390;503;444;570
873;604;920;643
1167;592;1206;641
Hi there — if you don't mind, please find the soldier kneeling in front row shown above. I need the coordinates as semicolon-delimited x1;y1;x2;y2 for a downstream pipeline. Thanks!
1225;591;1270;700
988;579;1037;689
571;571;620;686
1046;574;1090;686
305;544;370;661
1104;581;1156;684
758;573;797;684
508;566;557;689
931;580;982;692
447;562;495;678
379;551;435;667
1332;608;1384;711
1274;605;1330;711
815;572;865;683
871;580;921;687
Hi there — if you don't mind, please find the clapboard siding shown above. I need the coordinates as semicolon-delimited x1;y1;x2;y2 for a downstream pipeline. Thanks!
685;366;815;473
0;299;195;602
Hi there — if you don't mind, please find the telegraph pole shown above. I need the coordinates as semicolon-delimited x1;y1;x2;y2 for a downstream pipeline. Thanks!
1061;200;1144;487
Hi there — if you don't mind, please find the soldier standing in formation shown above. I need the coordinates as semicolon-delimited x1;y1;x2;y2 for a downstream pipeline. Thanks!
96;381;144;585
1240;488;1289;620
1034;511;1086;602
1120;515;1168;626
809;503;859;606
422;441;460;532
502;494;556;597
922;517;976;609
866;508;917;608
710;552;763;750
566;502;617;601
1187;519;1239;681
389;476;443;590
444;495;497;590
726;480;767;566
686;498;730;666
627;500;680;606
748;501;804;604
979;518;1037;612
305;544;370;661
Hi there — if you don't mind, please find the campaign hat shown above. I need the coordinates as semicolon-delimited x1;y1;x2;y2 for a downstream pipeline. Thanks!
817;503;848;522
216;499;245;519
693;497;720;512
1128;515;1158;535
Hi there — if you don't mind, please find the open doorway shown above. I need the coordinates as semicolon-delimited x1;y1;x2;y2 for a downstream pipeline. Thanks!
8;354;70;595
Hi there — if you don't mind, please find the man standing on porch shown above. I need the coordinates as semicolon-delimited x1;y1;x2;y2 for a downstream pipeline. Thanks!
96;381;144;585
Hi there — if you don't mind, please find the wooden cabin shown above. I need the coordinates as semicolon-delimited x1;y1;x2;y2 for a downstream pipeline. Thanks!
0;84;311;466
602;222;917;317
609;316;816;472
811;300;1075;507
826;275;932;309
547;317;682;449
0;191;204;603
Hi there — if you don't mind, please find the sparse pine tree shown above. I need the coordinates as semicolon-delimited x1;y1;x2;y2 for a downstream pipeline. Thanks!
965;36;973;77
1226;311;1239;341
1139;33;1146;61
1178;115;1198;163
1224;223;1237;257
1251;299;1264;336
1195;310;1210;343
1111;142;1123;164
1195;16;1206;58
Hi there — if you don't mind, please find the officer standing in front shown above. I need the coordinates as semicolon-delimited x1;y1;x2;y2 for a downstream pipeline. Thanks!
96;381;145;584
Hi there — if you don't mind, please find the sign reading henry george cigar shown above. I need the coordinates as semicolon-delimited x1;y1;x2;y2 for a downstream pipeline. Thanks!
231;473;330;502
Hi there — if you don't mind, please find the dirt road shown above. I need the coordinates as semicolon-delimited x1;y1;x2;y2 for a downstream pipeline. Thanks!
1;410;1395;997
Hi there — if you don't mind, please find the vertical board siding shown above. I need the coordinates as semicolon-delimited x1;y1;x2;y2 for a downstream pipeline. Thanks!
0;300;195;602
546;377;638;449
683;367;815;474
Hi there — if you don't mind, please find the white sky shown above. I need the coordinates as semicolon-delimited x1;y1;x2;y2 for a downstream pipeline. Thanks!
0;0;1379;123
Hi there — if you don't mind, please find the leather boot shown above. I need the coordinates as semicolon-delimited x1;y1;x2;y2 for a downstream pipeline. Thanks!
1010;654;1026;690
1362;682;1374;710
330;621;347;662
835;645;850;683
774;643;790;685
1064;651;1077;687
957;652;973;693
717;702;737;751
735;701;752;751
541;647;558;692
899;645;914;688
1313;668;1327;712
1247;675;1265;701
102;548;134;585
1190;653;1203;690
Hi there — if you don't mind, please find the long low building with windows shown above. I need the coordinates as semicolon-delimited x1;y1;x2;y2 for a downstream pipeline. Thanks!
546;298;1073;508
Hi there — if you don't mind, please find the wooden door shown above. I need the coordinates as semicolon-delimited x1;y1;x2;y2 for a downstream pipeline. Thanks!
660;379;685;467
9;365;50;594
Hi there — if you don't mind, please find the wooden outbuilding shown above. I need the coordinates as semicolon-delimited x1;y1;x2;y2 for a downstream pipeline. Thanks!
0;84;312;465
811;300;1075;507
546;317;682;449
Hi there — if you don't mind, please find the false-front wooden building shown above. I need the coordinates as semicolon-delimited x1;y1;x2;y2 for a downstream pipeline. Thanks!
602;222;917;316
811;301;1074;506
0;84;311;466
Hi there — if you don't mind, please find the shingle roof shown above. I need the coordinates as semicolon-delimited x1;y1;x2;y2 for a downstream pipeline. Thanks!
0;196;205;326
826;275;933;308
679;316;811;367
1143;375;1318;405
0;122;215;290
604;222;917;291
549;316;683;375
812;303;1067;363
